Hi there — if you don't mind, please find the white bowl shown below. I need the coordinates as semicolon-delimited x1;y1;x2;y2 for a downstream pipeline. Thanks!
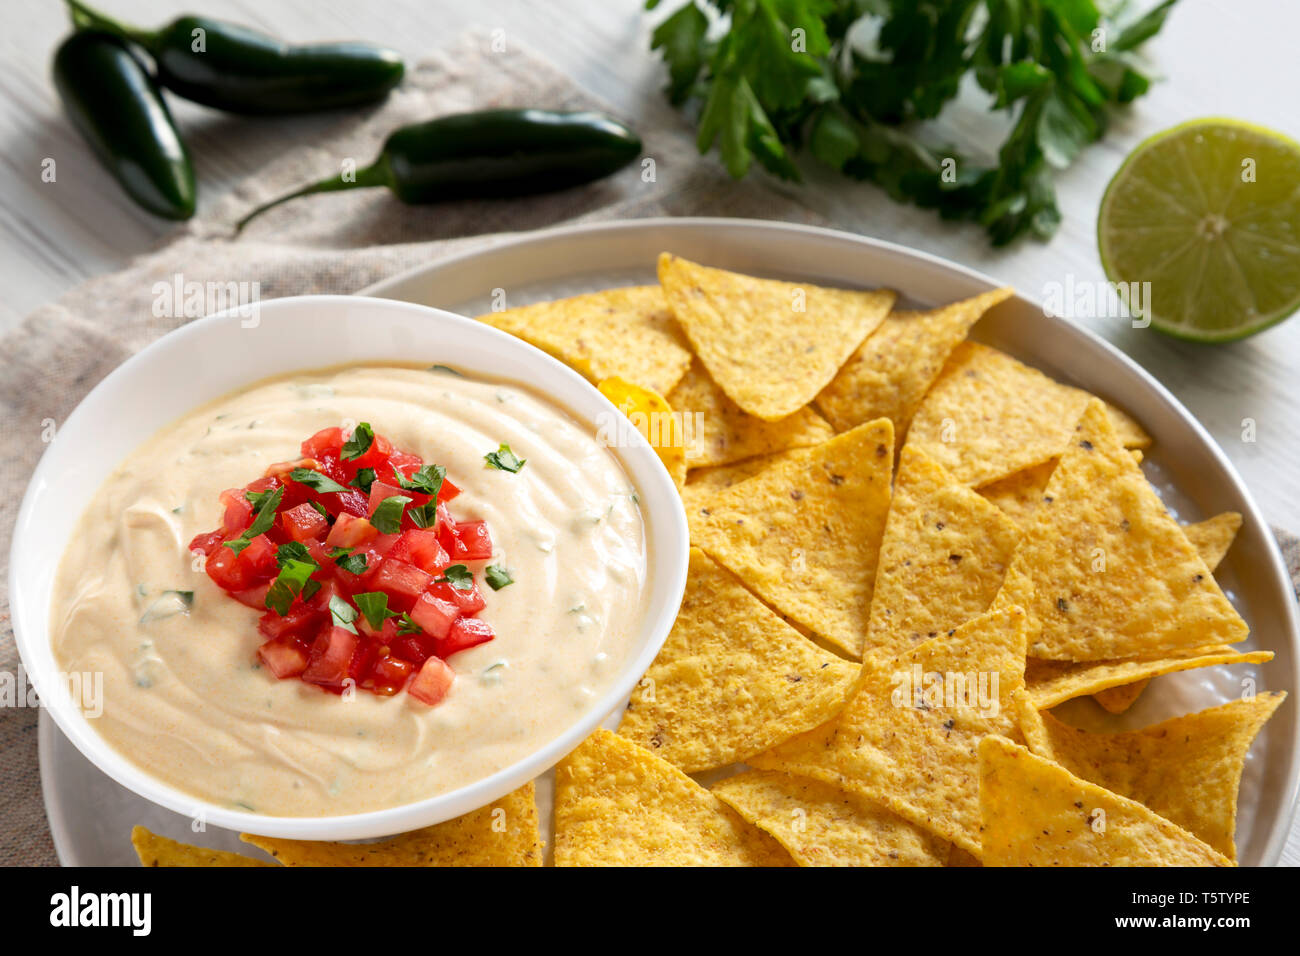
10;294;690;841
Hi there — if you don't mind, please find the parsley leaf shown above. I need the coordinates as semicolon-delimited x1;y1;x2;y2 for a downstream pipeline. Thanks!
341;422;375;461
370;494;411;534
435;564;474;591
396;613;422;636
224;486;283;554
330;547;368;575
408;501;439;529
328;594;359;633
395;463;446;497
265;554;318;616
350;467;377;494
484;443;526;473
485;564;514;591
289;468;349;494
354;592;399;631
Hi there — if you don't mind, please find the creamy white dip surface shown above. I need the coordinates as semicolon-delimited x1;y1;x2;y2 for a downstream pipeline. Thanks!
50;365;648;816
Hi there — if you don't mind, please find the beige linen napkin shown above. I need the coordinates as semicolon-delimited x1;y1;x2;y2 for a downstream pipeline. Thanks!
1;34;1295;866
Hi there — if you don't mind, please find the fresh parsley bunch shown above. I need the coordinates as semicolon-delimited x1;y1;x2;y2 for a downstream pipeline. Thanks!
647;0;1177;244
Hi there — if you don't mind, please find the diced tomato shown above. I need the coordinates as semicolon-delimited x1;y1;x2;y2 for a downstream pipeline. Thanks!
323;513;377;550
219;488;254;537
386;451;423;481
335;488;370;518
281;502;329;542
437;476;460;502
429;580;486;615
347;638;377;685
388;530;450;574
204;533;276;591
391;635;431;665
367;654;415;695
264;457;321;480
436;616;495;659
188;530;224;557
238;534;279;578
408;656;454;706
301;426;343;460
302;626;359;690
258;638;310;679
448;520;493;560
232;583;271;610
371;559;432;611
409;590;458;639
258;602;326;642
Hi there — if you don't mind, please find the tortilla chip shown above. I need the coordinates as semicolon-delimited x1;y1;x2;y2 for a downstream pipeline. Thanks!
1004;399;1247;660
241;783;542;866
132;827;274;867
711;770;948;866
907;342;1149;487
1183;512;1242;571
554;729;792;866
668;359;834;469
947;845;982;867
597;376;686;488
751;605;1028;855
658;253;895;421
1026;647;1274;709
680;450;803;513
1092;511;1242;714
866;447;1019;656
975;458;1058;527
477;285;690;395
1024;694;1284;860
816;287;1014;438
618;549;859;771
688;420;895;659
978;736;1232;866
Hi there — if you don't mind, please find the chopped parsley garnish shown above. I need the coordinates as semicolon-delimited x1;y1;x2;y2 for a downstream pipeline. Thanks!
396;613;422;636
225;486;284;554
408;501;439;529
428;364;462;376
245;488;276;509
370;494;412;534
265;553;319;616
275;541;312;566
354;592;399;631
330;547;368;575
395;463;446;497
484;443;526;473
350;467;377;494
308;500;330;519
328;594;359;633
289;467;349;494
485;564;514;591
435;564;474;591
341;422;375;461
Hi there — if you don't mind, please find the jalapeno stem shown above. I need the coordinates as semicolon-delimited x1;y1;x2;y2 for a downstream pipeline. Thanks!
65;0;158;49
234;159;391;232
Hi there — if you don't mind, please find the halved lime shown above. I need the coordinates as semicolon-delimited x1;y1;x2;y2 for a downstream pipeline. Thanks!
1098;118;1300;342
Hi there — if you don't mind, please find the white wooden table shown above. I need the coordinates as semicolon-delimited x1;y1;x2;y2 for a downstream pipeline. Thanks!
4;0;1298;864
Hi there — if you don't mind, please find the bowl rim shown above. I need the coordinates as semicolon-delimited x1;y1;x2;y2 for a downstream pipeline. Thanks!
358;215;1300;865
11;293;690;840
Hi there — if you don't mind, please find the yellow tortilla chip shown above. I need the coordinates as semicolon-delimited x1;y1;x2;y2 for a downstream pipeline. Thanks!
752;605;1028;855
477;285;690;395
947;844;982;867
688;420;895;659
668;359;834;469
866;446;1019;656
597;376;686;488
241;783;542;866
1024;694;1284;860
680;449;802;511
1183;512;1242;571
1004;399;1247;660
132;827;274;867
711;770;948;866
1025;646;1274;709
554;729;792;866
907;342;1149;487
658;253;895;421
618;549;859;771
1092;511;1242;714
978;736;1232;866
816;287;1014;437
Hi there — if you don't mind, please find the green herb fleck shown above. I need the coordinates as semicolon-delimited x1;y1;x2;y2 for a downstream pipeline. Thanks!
289;468;349;494
485;564;514;591
342;422;375;461
484;443;526;473
265;555;319;616
328;594;359;633
370;494;412;534
330;547;368;575
225;486;283;554
396;463;446;497
350;467;377;494
354;592;399;631
435;564;474;591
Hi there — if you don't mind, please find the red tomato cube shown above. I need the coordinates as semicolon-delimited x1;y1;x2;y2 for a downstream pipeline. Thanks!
389;530;450;574
449;520;493;560
258;602;326;641
219;488;254;537
409;590;458;639
302;626;359;689
324;513;378;549
372;559;432;611
281;502;329;542
367;654;415;695
258;638;310;679
408;656;454;706
436;617;495;659
429;580;486;615
301;426;343;460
